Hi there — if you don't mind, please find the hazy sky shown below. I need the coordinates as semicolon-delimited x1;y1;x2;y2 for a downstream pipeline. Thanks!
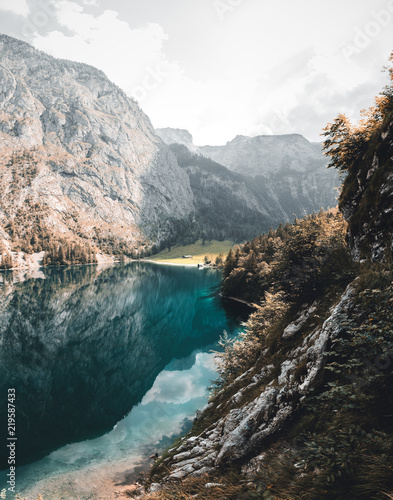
0;0;392;144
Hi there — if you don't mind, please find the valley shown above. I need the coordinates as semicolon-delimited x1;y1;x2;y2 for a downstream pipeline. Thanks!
0;16;392;500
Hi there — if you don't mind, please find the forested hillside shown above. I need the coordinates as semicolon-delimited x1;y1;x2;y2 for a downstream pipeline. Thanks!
170;144;284;242
222;209;350;304
159;131;341;241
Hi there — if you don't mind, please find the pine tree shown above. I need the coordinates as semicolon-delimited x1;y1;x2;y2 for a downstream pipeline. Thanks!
58;245;66;265
223;248;236;279
1;252;13;270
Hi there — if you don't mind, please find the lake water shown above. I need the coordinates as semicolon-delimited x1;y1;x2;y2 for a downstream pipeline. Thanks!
0;262;247;499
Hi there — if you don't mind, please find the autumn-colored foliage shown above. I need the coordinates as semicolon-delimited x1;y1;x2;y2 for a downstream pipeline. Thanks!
322;51;393;173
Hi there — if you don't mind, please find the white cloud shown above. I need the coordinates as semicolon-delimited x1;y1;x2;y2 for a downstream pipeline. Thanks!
142;353;215;405
0;0;30;17
29;0;393;144
31;1;172;99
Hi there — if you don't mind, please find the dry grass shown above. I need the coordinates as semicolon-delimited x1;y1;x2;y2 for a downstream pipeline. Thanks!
148;240;233;265
141;473;250;499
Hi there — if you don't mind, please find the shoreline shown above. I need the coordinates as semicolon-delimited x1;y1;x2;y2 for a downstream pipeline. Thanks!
220;294;254;308
0;257;219;280
141;259;199;267
0;251;119;273
0;257;209;273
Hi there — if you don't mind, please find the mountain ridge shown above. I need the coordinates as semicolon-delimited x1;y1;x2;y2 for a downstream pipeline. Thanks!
157;127;328;176
158;127;341;235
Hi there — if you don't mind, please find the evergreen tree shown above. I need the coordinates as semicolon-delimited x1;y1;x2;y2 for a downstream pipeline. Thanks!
223;248;236;279
1;252;13;270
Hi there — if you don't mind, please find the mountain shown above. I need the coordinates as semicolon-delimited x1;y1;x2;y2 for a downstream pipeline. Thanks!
169;144;296;241
158;128;341;233
0;35;194;263
199;133;326;177
156;127;197;152
0;35;340;269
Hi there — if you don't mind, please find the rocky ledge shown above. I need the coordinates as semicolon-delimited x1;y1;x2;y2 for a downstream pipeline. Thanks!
152;284;355;483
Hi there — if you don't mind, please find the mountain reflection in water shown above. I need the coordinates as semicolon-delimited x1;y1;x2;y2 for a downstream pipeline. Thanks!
0;262;246;470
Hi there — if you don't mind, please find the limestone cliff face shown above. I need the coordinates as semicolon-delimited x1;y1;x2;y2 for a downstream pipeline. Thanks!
156;128;197;152
0;35;194;252
157;128;340;223
199;134;323;176
340;115;393;262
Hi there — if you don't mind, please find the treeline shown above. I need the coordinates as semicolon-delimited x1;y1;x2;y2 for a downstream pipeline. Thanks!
0;252;13;270
5;197;58;254
92;226;161;259
222;209;354;305
42;241;97;266
1;195;159;265
155;214;204;251
2;198;98;266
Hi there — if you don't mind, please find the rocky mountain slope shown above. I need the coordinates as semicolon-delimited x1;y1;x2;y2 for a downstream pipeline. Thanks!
156;127;197;152
339;116;393;262
199;134;326;177
0;35;194;263
157;128;341;230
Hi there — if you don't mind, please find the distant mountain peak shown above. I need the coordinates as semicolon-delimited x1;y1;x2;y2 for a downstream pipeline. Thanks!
157;126;333;178
156;128;197;151
229;133;309;144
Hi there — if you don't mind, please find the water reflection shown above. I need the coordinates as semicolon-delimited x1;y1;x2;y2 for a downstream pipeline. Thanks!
15;349;220;498
0;263;245;471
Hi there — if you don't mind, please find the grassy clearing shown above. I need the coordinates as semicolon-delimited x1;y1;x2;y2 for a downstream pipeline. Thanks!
147;240;233;265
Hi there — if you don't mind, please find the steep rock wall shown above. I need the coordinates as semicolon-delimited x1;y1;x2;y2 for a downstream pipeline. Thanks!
0;35;194;253
340;115;393;262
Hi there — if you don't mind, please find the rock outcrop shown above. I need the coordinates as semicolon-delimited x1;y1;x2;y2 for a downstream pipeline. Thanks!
156;128;197;152
340;115;393;262
0;35;194;256
158;285;355;479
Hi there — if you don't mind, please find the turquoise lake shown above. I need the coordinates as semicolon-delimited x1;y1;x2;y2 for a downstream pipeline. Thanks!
0;262;247;499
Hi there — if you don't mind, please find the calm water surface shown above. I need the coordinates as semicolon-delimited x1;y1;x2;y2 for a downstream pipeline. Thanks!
0;262;247;499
